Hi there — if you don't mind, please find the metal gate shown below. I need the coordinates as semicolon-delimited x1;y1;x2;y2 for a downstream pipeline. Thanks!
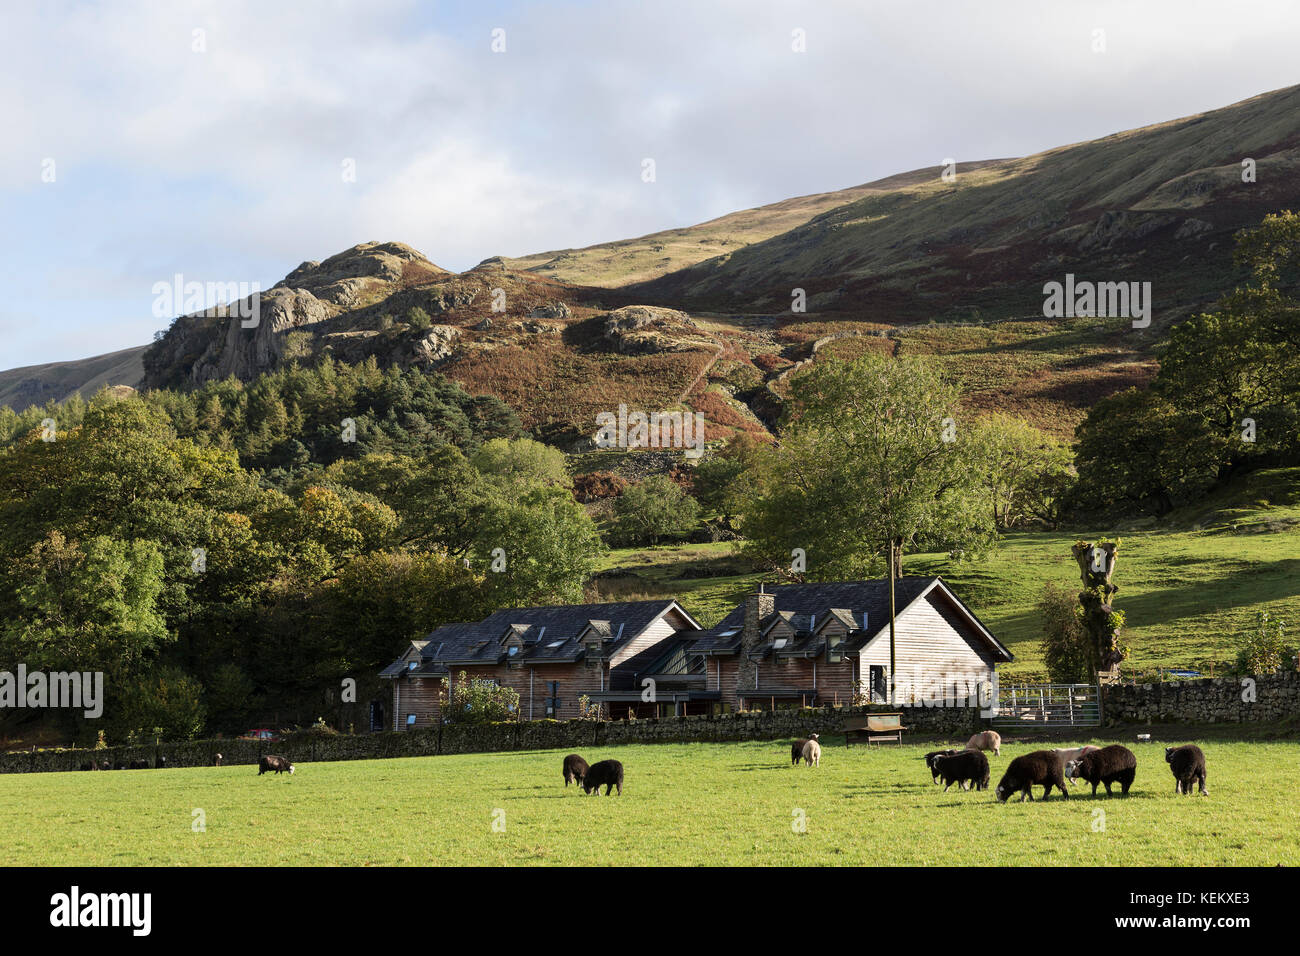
991;683;1101;729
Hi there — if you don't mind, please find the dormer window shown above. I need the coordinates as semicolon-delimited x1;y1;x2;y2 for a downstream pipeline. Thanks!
828;633;844;663
507;646;519;656
773;638;787;650
407;661;417;671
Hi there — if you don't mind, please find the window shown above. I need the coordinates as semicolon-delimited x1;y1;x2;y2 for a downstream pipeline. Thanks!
407;661;417;671
507;646;519;656
545;681;561;717
828;634;844;663
406;714;417;727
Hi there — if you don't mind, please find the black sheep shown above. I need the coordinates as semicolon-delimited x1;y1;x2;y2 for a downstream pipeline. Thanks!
1165;745;1208;795
932;749;990;792
996;750;1069;802
1066;744;1136;796
562;753;589;788
582;759;623;796
258;754;294;775
923;749;960;784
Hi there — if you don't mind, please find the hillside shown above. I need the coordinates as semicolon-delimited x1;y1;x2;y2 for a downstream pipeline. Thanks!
631;85;1300;321
498;160;1014;287
7;86;1300;444
0;345;146;410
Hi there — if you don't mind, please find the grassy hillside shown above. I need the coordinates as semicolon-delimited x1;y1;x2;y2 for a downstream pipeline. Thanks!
589;469;1300;681
3;739;1295;865
634;85;1300;321
499;160;1014;287
0;345;146;410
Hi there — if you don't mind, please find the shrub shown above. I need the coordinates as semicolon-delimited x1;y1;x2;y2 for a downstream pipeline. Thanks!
1038;582;1093;684
1234;611;1291;676
440;671;521;724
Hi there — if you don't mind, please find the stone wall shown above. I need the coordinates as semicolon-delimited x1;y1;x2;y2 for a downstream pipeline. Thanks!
0;703;983;775
1102;670;1300;724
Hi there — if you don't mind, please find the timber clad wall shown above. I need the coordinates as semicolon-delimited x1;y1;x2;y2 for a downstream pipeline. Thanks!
857;593;997;704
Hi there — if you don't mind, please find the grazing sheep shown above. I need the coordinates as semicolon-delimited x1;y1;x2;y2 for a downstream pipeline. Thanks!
582;759;623;796
562;753;589;788
156;756;167;769
791;733;820;766
996;750;1069;802
214;753;223;767
966;730;1002;756
932;749;990;792
100;760;112;771
923;749;960;784
801;737;822;767
258;754;294;775
1054;745;1101;785
1165;745;1208;795
1065;745;1136;796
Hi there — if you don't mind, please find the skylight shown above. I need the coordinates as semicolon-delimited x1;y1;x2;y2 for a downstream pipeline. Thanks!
548;640;564;648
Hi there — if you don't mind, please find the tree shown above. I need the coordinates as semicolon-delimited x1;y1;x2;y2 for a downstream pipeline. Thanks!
1037;582;1092;683
967;414;1074;529
0;531;169;679
693;433;765;524
1070;540;1128;677
740;354;996;579
611;475;701;545
1071;389;1219;516
472;437;568;490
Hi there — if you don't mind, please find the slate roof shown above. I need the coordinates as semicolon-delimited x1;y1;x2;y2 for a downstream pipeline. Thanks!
382;600;699;674
687;578;1011;662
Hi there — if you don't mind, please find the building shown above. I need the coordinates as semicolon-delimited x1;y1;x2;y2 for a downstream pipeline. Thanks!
379;577;1010;727
379;600;702;728
688;578;1012;711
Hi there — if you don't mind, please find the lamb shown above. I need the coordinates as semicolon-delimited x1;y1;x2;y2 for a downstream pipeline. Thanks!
582;759;623;795
562;753;589;788
1054;745;1101;784
996;750;1069;802
258;754;294;775
924;749;960;784
800;737;822;767
1065;744;1136;796
791;733;820;765
932;749;990;792
1165;745;1208;795
966;730;1001;756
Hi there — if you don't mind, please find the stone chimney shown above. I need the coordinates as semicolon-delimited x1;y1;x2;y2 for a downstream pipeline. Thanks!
736;584;776;707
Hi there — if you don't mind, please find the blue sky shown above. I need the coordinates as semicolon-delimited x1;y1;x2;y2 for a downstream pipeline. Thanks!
2;0;1298;370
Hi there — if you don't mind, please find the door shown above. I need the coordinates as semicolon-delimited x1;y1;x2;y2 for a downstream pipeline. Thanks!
869;666;887;703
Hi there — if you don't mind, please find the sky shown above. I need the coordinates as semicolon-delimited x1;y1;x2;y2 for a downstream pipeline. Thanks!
2;0;1298;370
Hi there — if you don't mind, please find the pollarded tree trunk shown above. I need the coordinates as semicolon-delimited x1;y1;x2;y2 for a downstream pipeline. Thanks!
1071;540;1126;677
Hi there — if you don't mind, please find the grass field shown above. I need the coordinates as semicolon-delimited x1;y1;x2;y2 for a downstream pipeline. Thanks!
3;737;1297;866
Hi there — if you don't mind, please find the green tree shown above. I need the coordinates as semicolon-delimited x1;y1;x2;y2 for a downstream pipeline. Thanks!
611;475;701;545
1037;582;1092;683
740;354;996;579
